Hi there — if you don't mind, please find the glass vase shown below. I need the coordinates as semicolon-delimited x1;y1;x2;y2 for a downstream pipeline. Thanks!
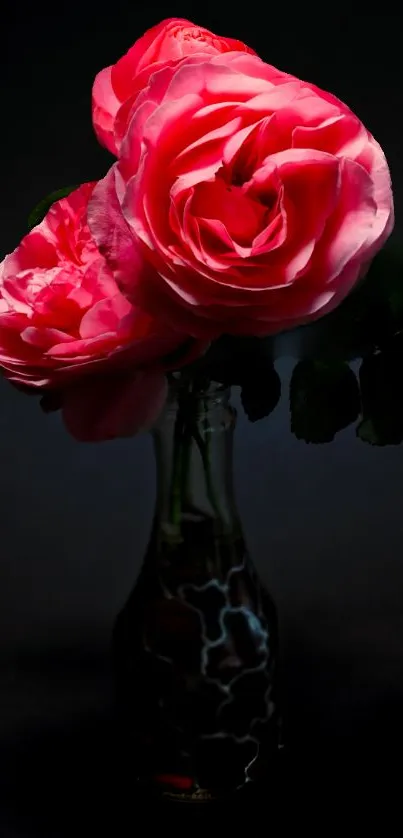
112;373;282;802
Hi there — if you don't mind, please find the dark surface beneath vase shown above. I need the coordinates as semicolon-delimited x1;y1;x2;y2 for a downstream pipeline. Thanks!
1;3;403;834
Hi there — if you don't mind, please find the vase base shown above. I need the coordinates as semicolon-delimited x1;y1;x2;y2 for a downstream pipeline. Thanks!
134;745;285;806
161;788;217;803
133;773;285;809
136;780;252;805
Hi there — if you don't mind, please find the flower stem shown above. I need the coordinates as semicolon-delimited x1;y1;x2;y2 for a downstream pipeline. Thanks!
168;375;223;530
169;405;185;528
191;404;222;522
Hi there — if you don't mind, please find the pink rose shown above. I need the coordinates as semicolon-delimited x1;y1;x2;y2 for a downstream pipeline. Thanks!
0;182;204;435
41;338;207;443
89;52;394;339
92;17;256;155
61;369;170;441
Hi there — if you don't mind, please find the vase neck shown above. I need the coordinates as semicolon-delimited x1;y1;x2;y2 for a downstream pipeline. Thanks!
152;377;240;541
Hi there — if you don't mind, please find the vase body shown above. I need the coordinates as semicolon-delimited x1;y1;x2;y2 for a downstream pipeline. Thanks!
112;378;281;802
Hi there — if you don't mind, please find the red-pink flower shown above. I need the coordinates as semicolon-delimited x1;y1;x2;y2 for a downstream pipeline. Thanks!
45;340;207;443
89;52;394;340
92;17;256;156
0;182;204;438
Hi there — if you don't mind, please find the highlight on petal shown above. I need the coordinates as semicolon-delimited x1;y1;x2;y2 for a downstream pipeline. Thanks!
87;166;148;292
92;66;121;154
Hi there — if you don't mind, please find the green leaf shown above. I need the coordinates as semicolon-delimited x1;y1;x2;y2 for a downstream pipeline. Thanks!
27;186;78;230
355;418;382;446
188;335;265;385
186;335;281;422
240;363;281;422
290;360;360;443
356;333;403;445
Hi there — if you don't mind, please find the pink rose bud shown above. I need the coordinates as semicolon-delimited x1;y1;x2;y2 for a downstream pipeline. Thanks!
92;18;256;155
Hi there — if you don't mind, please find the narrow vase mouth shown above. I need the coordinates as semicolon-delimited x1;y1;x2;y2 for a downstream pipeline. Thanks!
154;374;235;432
167;372;230;402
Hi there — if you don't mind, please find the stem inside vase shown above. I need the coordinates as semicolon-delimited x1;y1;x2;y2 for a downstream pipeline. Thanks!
163;374;235;537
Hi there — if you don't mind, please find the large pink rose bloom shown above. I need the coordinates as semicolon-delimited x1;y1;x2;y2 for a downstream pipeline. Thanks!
0;182;202;437
92;17;256;155
0;182;185;385
89;52;394;339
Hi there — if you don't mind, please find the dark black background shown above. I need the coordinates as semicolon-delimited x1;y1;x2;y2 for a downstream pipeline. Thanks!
1;5;403;832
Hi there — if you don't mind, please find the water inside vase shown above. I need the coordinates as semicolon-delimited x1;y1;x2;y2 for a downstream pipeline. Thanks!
112;516;281;802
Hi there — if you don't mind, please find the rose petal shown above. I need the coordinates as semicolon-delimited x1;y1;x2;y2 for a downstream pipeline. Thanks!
21;326;76;349
62;370;168;442
79;295;133;340
92;66;121;154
